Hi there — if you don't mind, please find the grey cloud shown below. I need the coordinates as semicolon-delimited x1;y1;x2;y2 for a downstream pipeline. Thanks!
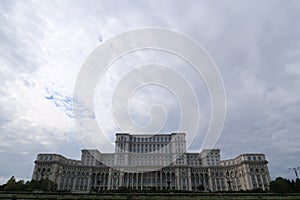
0;0;300;183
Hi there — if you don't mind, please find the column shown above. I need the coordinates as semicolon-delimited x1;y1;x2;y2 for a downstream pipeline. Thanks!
175;169;180;190
107;169;112;190
155;171;158;189
72;177;77;191
141;173;143;190
160;172;162;190
126;173;129;188
208;169;212;191
57;175;61;190
260;174;264;190
119;171;123;187
87;171;92;191
254;175;258;189
187;168;192;191
136;173;138;190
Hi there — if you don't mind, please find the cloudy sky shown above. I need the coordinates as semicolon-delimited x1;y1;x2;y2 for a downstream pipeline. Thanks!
0;0;300;183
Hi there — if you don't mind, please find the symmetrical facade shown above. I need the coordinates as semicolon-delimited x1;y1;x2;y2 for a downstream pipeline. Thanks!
32;133;270;192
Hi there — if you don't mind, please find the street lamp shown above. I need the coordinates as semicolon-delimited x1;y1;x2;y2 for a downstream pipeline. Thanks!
289;167;300;179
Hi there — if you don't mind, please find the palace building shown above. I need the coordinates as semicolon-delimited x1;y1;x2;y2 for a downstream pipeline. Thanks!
32;133;270;192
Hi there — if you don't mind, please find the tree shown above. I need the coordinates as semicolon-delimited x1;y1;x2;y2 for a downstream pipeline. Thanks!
197;184;205;191
118;185;129;193
30;179;57;191
0;183;6;191
4;176;18;191
269;177;290;194
0;177;57;192
296;178;300;192
150;186;156;192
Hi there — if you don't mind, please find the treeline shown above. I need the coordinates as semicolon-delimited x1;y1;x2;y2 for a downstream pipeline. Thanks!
0;176;56;191
269;177;300;194
0;176;300;194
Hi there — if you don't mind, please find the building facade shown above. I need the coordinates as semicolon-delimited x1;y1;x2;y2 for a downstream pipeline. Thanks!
32;133;271;192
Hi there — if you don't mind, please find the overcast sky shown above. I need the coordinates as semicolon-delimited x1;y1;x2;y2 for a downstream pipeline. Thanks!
0;0;300;184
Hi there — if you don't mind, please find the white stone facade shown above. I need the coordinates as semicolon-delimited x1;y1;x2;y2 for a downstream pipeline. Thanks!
32;133;270;192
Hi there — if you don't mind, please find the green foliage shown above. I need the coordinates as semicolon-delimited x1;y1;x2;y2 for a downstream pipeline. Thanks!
150;186;157;192
296;178;300;192
197;184;205;191
251;188;265;193
118;185;129;193
28;179;57;191
0;176;57;191
1;175;300;194
269;177;291;194
126;194;133;200
4;176;17;191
